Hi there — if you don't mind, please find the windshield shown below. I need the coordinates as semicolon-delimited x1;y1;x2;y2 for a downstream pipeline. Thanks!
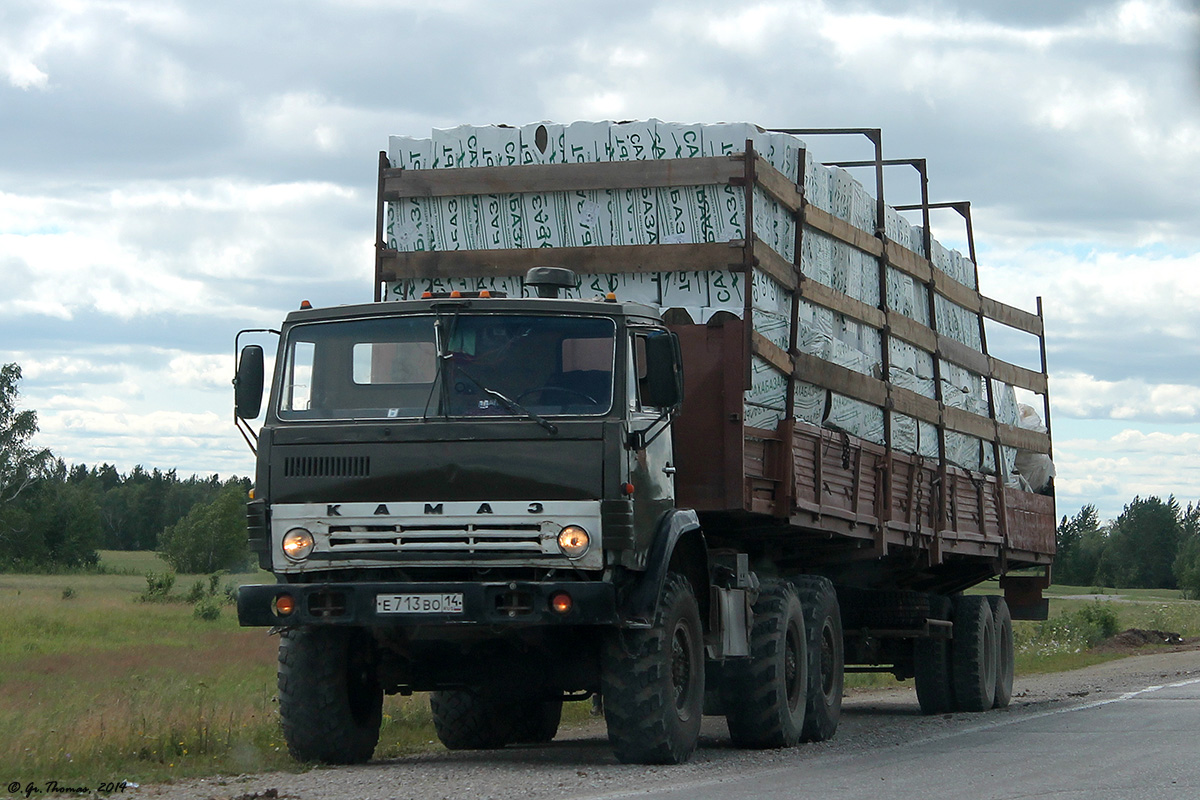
278;313;616;421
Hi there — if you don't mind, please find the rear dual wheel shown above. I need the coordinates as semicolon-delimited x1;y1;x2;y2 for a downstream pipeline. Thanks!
431;692;564;750
793;576;843;742
723;581;808;748
919;594;1014;714
988;596;1014;708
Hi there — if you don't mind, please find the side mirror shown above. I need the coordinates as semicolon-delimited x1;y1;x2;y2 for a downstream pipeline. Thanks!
643;331;683;410
235;345;265;419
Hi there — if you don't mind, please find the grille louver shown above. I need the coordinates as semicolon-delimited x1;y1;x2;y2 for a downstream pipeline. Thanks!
283;455;370;478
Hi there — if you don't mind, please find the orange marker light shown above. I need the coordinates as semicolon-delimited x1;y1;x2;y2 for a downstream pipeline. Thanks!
421;291;433;299
449;290;462;298
605;292;617;302
479;290;491;298
274;594;296;616
550;592;573;614
299;300;312;309
621;482;635;496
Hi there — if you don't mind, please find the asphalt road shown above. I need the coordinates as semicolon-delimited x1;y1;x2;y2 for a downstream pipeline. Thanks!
135;647;1200;800
580;677;1200;800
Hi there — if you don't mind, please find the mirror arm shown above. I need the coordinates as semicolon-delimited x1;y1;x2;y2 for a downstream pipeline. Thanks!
235;415;258;456
626;407;675;451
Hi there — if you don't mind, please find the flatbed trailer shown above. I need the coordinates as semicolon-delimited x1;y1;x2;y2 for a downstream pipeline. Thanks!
373;126;1056;601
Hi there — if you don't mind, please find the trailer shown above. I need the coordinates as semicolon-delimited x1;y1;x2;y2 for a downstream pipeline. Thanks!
234;121;1055;765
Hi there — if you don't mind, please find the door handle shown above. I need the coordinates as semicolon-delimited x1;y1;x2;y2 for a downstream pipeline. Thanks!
662;464;677;476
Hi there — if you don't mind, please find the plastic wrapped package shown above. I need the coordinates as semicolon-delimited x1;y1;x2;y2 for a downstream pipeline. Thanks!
1014;404;1055;492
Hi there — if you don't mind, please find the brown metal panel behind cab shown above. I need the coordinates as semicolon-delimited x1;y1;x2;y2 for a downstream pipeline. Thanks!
669;316;745;512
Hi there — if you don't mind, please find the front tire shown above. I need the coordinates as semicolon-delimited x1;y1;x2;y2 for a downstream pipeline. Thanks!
723;581;808;748
601;572;705;764
793;576;843;742
278;626;383;764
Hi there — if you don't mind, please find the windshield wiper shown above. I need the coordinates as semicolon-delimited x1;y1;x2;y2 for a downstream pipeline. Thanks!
453;366;559;435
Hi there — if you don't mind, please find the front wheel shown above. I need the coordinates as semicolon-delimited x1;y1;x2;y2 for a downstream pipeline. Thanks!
601;572;705;764
278;626;383;764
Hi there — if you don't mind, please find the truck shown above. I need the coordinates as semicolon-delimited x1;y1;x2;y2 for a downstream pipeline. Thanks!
233;121;1056;765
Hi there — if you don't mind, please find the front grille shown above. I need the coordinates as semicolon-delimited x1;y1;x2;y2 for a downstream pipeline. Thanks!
326;522;550;559
283;455;370;478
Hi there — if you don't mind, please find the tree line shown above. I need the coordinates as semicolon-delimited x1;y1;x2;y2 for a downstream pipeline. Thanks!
1056;497;1200;596
0;362;250;572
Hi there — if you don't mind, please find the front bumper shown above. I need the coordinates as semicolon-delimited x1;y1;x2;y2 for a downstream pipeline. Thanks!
237;580;619;628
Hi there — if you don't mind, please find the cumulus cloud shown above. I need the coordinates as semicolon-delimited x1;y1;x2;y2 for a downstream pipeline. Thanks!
1055;428;1200;517
1053;372;1200;421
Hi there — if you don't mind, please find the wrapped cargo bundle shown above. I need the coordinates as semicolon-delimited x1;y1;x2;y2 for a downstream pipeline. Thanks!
382;121;1029;481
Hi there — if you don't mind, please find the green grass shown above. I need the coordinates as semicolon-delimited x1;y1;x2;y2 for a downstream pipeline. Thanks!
97;549;173;575
0;560;582;786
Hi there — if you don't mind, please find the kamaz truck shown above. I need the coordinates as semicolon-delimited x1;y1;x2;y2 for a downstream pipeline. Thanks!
234;122;1056;765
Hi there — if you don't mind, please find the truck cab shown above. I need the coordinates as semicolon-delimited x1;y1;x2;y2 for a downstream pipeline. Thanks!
235;268;719;764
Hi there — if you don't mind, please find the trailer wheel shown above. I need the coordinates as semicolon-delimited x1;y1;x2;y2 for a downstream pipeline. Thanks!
723;581;808;748
951;595;998;712
504;699;563;744
914;594;955;715
793;576;844;742
430;690;509;750
987;596;1014;708
601;572;704;764
278;626;382;764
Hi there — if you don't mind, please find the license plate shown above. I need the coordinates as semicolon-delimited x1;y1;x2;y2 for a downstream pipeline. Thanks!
376;593;464;615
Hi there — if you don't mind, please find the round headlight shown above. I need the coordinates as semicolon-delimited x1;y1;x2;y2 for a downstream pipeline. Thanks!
557;525;590;558
282;528;315;561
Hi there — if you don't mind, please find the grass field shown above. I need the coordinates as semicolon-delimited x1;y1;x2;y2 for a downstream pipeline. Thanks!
0;551;445;786
3;555;1199;786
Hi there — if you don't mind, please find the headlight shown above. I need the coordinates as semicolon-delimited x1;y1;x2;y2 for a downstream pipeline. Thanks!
282;528;315;561
557;525;590;558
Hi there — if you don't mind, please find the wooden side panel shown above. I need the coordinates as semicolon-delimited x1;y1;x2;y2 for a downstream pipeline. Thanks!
743;436;777;515
789;424;884;526
1005;490;1057;555
888;453;937;532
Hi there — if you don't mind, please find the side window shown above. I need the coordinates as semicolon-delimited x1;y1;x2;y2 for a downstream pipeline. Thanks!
630;332;659;412
282;341;314;412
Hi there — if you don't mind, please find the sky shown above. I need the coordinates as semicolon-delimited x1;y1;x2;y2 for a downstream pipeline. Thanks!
1;0;1198;521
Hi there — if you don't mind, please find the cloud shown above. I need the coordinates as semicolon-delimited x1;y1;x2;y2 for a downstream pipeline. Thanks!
978;244;1200;387
1053;372;1200;422
1055;428;1200;517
